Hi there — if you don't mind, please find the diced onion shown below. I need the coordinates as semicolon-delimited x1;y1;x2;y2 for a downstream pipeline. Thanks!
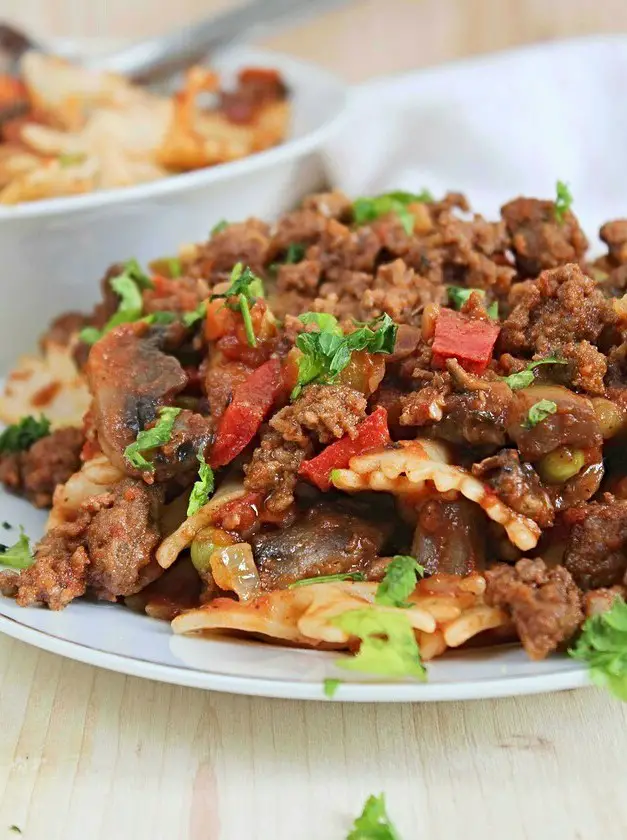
209;543;261;602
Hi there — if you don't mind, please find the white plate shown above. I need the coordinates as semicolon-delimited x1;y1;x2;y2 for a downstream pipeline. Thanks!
3;36;617;701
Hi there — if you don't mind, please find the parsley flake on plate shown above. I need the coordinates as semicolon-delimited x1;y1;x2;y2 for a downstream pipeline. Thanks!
331;609;426;680
124;406;181;472
291;312;397;399
347;794;402;840
288;572;366;588
525;399;558;429
375;555;425;608
323;678;342;698
79;259;152;345
186;450;215;516
0;527;34;570
570;597;627;701
0;415;50;454
353;190;433;235
554;180;573;224
502;355;568;390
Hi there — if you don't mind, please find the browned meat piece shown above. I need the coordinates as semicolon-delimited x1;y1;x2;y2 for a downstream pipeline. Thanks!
301;191;352;220
485;558;583;659
583;586;626;617
506;385;602;461
86;322;190;479
142;275;209;316
412;499;486;576
499;264;615;358
270;385;366;446
501;197;588;277
600;219;627;264
563;495;627;590
275;259;321;295
315;259;447;325
271;208;328;253
472;449;555;528
307;219;381;281
219;67;287;124
91;263;129;328
188;218;271;283
0;427;84;508
40;312;87;349
203;360;252;420
86;479;163;599
243;428;311;513
557;341;607;396
251;504;391;589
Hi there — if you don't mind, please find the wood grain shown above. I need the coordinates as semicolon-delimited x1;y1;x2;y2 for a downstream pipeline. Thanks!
1;1;627;837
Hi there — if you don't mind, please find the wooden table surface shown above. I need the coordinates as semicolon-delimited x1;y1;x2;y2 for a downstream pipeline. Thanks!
2;2;627;838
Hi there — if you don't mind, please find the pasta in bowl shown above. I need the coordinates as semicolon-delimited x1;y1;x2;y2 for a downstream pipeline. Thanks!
0;183;626;698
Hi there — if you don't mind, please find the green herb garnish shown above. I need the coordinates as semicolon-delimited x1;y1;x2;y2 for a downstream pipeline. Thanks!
323;678;341;698
569;598;627;700
182;301;207;328
525;399;558;429
353;190;433;235
0;415;50;454
79;260;152;345
0;527;34;569
347;794;402;840
331;609;426;680
503;355;568;390
292;312;397;399
168;257;182;278
447;286;499;319
375;555;425;609
285;242;306;263
554;180;573;224
211;219;229;236
141;311;177;326
211;263;265;347
187;450;215;516
289;572;366;589
124;406;181;472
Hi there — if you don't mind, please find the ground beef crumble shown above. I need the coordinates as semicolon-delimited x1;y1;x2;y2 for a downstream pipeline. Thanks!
270;384;366;446
485;558;583;660
244;428;311;513
563;494;627;590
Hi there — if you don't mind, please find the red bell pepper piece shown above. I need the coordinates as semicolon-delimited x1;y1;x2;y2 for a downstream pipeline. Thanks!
299;406;390;491
432;308;500;375
210;357;281;468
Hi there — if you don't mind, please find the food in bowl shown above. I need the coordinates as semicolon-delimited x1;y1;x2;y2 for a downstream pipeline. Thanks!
0;52;290;203
0;185;626;693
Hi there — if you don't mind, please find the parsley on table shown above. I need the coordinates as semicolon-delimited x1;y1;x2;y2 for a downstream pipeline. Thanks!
79;259;152;345
0;415;50;454
525;399;558;429
291;312;397;400
289;572;366;588
211;263;265;347
375;556;425;608
323;678;342;698
353;190;433;235
347;794;402;840
570;598;627;700
502;355;568;390
554;180;573;224
331;609;426;680
124;406;181;472
186;450;215;516
0;527;34;570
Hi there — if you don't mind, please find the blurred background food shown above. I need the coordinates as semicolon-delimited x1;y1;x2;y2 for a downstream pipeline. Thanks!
2;0;625;84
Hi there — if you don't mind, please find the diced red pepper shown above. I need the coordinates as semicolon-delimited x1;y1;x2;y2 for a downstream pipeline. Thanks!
298;406;390;491
210;357;282;468
432;308;500;375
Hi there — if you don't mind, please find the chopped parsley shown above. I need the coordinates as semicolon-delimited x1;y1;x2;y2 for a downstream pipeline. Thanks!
168;257;182;278
186;450;215;516
289;572;366;588
124;406;181;472
447;286;498;319
9;827;21;835
211;263;265;347
525;399;558;429
0;527;34;570
331;609;426;680
2;522;11;530
284;242;306;263
323;678;341;698
0;415;50;454
375;555;425;608
554;180;573;224
353;190;433;235
182;301;207;328
211;219;229;236
570;597;627;700
142;311;177;326
347;794;402;840
79;260;152;345
502;355;568;390
292;312;397;399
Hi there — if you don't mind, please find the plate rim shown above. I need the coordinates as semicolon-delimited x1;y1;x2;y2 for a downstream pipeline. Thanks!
0;611;590;702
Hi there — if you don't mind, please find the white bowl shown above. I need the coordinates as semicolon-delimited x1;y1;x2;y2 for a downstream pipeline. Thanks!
0;46;348;367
